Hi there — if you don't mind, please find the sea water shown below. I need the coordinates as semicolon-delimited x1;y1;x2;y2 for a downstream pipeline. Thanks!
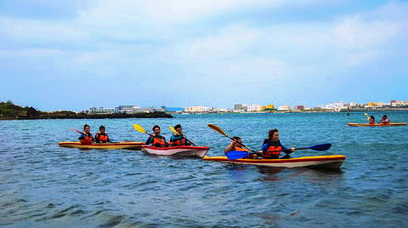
0;111;407;227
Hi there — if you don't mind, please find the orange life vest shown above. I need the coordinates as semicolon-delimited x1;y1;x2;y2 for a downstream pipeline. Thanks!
171;138;187;146
96;133;109;142
234;147;248;152
152;137;166;147
263;145;282;159
80;134;93;144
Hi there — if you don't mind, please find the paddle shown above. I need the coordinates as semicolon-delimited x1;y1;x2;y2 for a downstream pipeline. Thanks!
364;113;370;121
207;124;256;152
168;126;196;146
133;124;166;144
226;143;332;160
70;128;83;134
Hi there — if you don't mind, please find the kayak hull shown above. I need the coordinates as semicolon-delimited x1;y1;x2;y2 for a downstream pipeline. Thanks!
141;145;209;158
348;123;407;127
203;155;346;169
58;141;144;150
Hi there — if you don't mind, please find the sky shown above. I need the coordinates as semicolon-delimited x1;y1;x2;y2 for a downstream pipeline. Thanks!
0;0;407;111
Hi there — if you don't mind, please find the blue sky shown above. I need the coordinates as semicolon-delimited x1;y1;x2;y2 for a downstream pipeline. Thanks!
1;0;407;111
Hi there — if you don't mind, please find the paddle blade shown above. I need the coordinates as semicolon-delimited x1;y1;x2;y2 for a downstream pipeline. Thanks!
226;151;249;160
208;124;228;137
133;124;147;134
168;126;180;135
70;128;82;134
308;143;331;151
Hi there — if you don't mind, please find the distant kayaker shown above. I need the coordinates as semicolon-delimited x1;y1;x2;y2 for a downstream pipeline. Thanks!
261;129;295;159
94;126;112;143
224;136;258;158
378;115;390;124
146;125;168;147
369;116;375;124
170;124;191;146
78;124;94;144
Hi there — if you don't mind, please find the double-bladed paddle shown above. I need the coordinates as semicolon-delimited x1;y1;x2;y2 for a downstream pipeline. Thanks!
133;124;166;144
225;143;332;160
168;126;196;146
207;124;256;152
70;128;84;134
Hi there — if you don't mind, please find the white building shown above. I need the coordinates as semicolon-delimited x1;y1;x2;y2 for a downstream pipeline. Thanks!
278;105;291;111
246;104;263;112
184;106;213;113
89;107;115;114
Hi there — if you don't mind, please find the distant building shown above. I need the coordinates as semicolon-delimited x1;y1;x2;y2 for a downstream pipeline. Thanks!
278;105;291;111
234;104;247;112
247;104;263;112
294;105;305;110
390;100;408;107
184;106;213;113
115;105;166;113
89;106;115;114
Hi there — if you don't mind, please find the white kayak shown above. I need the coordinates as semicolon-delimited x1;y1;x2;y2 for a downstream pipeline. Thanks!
141;145;210;158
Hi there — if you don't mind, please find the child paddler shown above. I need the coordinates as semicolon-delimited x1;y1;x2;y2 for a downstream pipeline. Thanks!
94;125;112;143
169;124;191;146
146;125;168;147
261;129;295;159
78;124;94;144
224;136;258;159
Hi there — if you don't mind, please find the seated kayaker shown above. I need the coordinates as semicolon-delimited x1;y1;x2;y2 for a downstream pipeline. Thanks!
261;129;295;159
378;115;390;124
369;116;375;124
224;136;258;159
94;125;112;143
78;124;94;144
170;124;191;146
146;125;168;147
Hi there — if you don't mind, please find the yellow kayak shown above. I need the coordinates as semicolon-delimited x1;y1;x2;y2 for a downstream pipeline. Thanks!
58;141;144;150
348;123;407;127
203;155;346;169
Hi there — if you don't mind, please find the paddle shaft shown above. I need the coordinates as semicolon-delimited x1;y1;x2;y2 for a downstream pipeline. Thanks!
225;135;257;153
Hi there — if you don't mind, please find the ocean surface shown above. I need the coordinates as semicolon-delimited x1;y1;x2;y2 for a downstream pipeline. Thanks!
1;111;407;227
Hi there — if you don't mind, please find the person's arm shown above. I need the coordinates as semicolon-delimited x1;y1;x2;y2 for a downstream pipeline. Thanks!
107;134;112;143
146;136;153;145
225;141;236;153
78;134;85;140
280;141;295;154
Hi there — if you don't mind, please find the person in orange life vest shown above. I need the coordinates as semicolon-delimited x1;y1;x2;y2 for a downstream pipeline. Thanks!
369;116;375;124
94;126;112;143
78;124;94;144
224;136;258;159
170;124;191;146
261;129;295;159
146;125;168;147
378;115;390;124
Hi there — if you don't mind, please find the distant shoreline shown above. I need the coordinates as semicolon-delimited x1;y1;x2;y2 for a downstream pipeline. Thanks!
0;112;173;120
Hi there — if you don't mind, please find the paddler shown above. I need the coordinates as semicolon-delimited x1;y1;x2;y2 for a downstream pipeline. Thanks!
369;116;375;124
224;136;258;159
146;125;168;147
169;124;191;146
94;125;112;143
78;124;94;144
378;115;390;124
261;129;295;159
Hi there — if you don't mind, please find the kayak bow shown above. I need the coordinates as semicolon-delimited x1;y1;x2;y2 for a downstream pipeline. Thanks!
141;145;209;158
